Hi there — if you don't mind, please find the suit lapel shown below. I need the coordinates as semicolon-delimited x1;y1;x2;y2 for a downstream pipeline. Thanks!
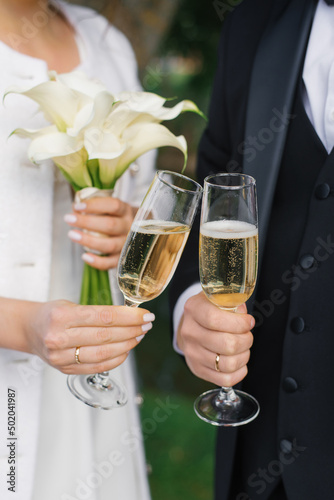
243;0;317;261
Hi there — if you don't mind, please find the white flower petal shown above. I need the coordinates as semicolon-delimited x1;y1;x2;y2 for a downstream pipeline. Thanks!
11;125;58;139
89;91;116;128
49;71;109;98
151;99;203;121
116;122;187;176
116;91;167;113
103;102;146;135
68;92;115;137
97;158;121;188
84;128;125;160
67;103;94;137
6;81;89;131
27;131;82;162
113;93;203;123
53;149;92;189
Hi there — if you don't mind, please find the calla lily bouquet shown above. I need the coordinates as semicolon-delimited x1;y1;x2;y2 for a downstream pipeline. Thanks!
6;70;204;306
6;71;203;190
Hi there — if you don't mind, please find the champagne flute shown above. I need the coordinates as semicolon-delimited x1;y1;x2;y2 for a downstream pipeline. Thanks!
118;170;202;308
194;173;259;426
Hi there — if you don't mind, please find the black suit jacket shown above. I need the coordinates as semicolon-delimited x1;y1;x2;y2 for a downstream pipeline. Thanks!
169;0;334;498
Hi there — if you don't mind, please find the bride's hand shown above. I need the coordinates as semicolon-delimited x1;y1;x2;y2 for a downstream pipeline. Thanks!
25;300;154;374
64;196;137;270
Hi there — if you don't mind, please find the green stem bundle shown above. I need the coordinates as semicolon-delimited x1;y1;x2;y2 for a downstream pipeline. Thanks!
80;263;113;306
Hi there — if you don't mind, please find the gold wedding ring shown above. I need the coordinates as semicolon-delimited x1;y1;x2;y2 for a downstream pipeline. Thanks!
215;353;220;372
75;347;81;365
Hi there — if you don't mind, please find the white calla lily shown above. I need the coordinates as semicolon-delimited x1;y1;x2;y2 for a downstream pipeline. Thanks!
53;149;92;189
120;122;187;167
6;81;89;132
27;131;82;162
98;122;187;187
116;91;204;121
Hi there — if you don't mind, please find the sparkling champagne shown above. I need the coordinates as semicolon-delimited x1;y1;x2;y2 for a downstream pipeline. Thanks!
200;220;258;309
118;220;190;304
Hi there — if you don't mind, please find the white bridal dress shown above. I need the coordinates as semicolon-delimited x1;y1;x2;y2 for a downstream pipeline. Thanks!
0;1;155;499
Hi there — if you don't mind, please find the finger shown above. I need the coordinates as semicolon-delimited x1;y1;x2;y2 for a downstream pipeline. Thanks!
186;293;254;334
48;335;142;369
64;213;128;236
81;252;120;270
74;197;129;217
191;363;249;388
62;322;153;348
183;338;251;374
198;330;254;356
45;303;155;332
203;348;251;374
68;230;125;255
72;338;140;364
62;352;130;375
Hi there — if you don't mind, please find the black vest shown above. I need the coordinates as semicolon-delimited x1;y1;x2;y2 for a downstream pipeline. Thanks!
223;83;334;499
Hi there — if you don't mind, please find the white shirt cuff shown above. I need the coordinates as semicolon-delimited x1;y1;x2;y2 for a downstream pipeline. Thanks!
172;282;203;355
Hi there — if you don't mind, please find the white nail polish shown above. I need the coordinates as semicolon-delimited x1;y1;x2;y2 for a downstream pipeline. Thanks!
141;322;153;333
74;202;87;211
68;230;82;241
136;334;145;342
82;253;95;263
64;214;77;223
143;313;155;322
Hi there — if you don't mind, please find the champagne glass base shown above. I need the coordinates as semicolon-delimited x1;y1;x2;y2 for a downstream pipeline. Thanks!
194;388;260;427
67;374;127;410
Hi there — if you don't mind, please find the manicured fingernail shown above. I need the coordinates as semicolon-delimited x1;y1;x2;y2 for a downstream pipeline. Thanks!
250;317;255;329
64;214;77;224
68;230;82;241
141;322;153;333
74;202;87;211
136;334;145;342
143;313;155;322
82;253;95;264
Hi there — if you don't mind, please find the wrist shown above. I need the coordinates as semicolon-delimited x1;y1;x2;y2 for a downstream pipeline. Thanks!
0;297;41;354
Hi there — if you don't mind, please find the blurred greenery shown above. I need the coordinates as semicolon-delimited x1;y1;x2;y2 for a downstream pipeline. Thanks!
140;390;216;500
141;0;222;175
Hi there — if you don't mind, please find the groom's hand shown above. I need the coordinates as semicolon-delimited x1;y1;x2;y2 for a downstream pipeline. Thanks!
177;292;255;387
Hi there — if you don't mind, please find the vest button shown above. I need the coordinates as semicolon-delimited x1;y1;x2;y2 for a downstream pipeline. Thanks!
315;183;331;199
280;439;293;455
299;254;315;269
282;377;298;393
290;316;305;333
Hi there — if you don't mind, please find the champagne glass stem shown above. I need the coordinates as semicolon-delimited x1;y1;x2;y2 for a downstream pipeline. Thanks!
216;387;240;406
124;298;140;308
87;372;114;391
216;308;240;406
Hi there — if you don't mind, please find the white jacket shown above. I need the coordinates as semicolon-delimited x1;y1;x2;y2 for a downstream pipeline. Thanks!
0;2;155;499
